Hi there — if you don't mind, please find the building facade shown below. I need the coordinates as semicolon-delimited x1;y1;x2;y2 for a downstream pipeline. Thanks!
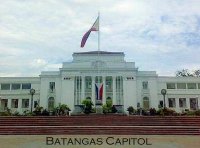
0;51;200;113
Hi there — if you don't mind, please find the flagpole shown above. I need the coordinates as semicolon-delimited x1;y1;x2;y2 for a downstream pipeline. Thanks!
98;12;100;52
97;12;100;103
98;11;100;86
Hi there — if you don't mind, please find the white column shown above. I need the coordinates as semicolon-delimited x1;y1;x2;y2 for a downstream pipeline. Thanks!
112;76;116;105
165;95;168;108
8;99;11;109
29;97;32;111
175;98;179;112
92;76;95;105
186;98;190;110
103;76;106;105
197;97;200;110
18;99;22;113
81;76;85;101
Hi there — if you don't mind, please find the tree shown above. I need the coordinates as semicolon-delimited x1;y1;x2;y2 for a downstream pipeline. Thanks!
176;69;193;77
127;106;136;115
103;99;115;114
194;70;200;77
102;104;109;114
55;104;71;116
176;69;200;77
82;99;93;114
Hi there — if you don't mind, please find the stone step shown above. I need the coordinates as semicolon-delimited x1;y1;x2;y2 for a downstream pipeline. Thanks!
0;127;199;135
0;116;199;135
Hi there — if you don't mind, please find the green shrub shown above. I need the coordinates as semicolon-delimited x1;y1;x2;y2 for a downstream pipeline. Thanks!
164;108;175;116
156;108;164;116
186;110;200;116
127;106;135;114
195;110;200;116
41;109;49;116
186;111;196;116
12;111;21;116
149;108;157;116
102;105;109;114
111;106;117;113
23;110;32;116
33;106;43;116
0;111;12;116
156;108;176;116
0;108;12;116
102;100;117;114
142;109;150;116
82;99;93;114
54;104;71;116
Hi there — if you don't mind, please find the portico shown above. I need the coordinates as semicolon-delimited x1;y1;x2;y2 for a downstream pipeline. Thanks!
74;75;123;107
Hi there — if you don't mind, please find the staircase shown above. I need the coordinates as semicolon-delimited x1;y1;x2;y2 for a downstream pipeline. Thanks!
0;115;199;135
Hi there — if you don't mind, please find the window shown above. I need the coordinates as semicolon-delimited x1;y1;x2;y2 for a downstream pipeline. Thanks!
1;84;10;90
159;100;163;108
143;97;150;109
106;76;112;91
85;76;92;90
11;84;20;90
190;98;198;110
11;99;18;108
142;81;148;89
95;76;102;83
167;83;175;89
48;97;54;111
187;83;196;89
22;83;31;89
177;83;186;89
1;99;8;110
49;82;55;91
22;99;29;108
137;103;140;108
179;98;186;108
168;98;176;108
34;101;38;108
198;83;200;89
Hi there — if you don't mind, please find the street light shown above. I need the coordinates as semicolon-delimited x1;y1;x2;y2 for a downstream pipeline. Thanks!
0;96;1;112
161;89;167;109
30;88;36;112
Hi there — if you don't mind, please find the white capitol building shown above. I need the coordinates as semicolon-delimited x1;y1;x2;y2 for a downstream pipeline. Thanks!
0;51;200;113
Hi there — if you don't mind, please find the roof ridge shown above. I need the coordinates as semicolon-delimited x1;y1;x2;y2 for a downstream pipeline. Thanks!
73;51;124;55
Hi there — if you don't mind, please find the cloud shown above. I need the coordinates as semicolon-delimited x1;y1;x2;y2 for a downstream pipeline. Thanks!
0;0;199;77
31;59;47;68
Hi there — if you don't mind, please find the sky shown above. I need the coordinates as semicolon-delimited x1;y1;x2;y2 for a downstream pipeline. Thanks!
0;0;199;77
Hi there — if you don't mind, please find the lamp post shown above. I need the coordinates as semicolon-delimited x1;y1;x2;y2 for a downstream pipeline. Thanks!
161;89;167;109
0;96;1;112
30;88;35;113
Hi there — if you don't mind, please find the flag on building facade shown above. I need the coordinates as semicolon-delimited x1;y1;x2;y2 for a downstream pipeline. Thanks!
95;83;103;100
81;16;99;47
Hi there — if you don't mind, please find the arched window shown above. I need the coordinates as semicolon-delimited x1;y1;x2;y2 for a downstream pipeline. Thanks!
48;97;54;111
143;97;149;109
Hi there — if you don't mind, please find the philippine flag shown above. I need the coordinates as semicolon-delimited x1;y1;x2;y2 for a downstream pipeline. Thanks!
81;16;99;48
95;83;103;100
